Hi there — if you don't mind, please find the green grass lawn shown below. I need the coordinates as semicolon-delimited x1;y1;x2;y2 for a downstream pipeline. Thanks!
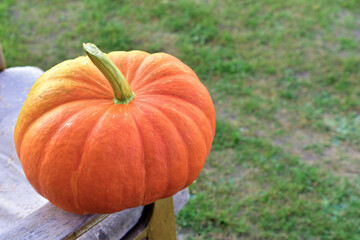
1;0;360;239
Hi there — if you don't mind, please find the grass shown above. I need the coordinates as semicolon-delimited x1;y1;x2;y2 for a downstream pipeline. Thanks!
179;120;360;239
1;0;360;239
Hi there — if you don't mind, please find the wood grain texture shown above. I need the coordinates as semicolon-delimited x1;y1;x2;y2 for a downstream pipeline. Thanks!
76;207;143;240
0;66;48;233
0;203;109;240
0;188;189;240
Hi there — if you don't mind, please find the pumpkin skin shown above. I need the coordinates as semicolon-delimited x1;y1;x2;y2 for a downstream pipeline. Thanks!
14;49;216;214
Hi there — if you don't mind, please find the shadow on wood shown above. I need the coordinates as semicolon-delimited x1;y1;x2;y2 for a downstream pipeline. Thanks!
123;196;177;240
64;196;177;240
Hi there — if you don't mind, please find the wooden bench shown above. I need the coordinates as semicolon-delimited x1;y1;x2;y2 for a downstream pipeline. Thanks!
0;44;188;240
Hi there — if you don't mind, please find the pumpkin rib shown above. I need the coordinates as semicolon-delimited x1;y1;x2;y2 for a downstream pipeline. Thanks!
50;76;112;98
142;95;214;172
145;112;170;202
139;93;214;138
108;50;150;86
170;92;215;138
131;73;197;93
132;103;171;204
16;99;110;157
73;58;114;92
139;101;190;190
74;84;113;100
137;101;190;197
37;77;112;99
140;97;212;187
140;93;207;114
131;58;195;91
131;109;147;205
158;95;215;152
130;54;183;89
42;68;112;96
126;51;151;86
18;101;110;200
125;52;152;87
35;108;88;198
36;59;109;94
38;103;110;211
74;106;114;214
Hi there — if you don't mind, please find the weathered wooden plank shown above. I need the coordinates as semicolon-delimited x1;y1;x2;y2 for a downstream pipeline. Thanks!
74;207;143;240
0;202;143;240
0;203;106;240
0;66;48;233
65;214;111;240
0;188;189;240
77;189;189;239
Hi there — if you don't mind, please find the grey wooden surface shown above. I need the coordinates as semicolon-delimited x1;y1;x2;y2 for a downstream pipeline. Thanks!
0;67;48;231
0;202;143;240
0;66;190;240
0;189;189;240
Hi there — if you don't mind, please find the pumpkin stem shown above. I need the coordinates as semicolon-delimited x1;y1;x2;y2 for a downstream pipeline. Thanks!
83;43;135;104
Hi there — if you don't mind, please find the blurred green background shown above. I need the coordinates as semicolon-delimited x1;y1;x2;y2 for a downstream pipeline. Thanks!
1;0;360;239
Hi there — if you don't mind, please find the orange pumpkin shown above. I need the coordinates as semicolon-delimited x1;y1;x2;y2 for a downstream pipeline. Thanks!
14;43;216;214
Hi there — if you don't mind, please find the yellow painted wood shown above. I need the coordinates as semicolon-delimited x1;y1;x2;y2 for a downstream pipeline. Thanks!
133;229;148;240
0;44;5;71
133;196;176;240
148;196;177;240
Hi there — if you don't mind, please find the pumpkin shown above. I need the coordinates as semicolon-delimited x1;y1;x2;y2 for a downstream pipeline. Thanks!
14;43;216;214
